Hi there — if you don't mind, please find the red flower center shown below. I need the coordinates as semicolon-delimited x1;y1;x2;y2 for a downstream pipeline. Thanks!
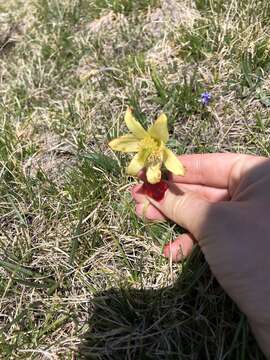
141;180;168;201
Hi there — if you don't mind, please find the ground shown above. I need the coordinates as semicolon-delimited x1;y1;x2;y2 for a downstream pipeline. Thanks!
0;0;269;359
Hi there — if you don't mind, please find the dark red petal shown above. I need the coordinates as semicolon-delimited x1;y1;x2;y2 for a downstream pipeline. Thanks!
141;180;168;201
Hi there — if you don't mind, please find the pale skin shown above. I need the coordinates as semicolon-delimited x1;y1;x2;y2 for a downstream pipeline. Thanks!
131;153;270;358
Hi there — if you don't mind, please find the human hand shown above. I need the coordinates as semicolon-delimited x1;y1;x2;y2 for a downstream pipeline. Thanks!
131;153;270;358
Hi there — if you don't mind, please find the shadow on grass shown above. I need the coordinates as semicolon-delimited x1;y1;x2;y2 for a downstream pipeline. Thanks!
78;249;264;360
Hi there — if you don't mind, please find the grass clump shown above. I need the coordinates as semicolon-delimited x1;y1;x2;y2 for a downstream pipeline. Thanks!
89;0;160;17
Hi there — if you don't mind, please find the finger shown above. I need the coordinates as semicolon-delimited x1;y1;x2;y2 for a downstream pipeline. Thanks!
169;153;261;188
137;170;146;181
135;203;166;221
131;184;146;203
163;233;195;262
131;183;229;203
177;183;229;201
147;186;211;238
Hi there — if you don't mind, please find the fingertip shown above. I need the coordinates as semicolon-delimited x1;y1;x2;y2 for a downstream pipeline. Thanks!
131;184;148;203
163;233;195;262
131;183;142;195
135;203;143;217
137;170;146;181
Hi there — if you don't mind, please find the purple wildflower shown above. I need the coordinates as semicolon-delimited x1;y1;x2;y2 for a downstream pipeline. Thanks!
200;92;212;105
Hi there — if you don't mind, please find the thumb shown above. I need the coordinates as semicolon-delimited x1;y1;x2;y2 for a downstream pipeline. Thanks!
147;184;212;239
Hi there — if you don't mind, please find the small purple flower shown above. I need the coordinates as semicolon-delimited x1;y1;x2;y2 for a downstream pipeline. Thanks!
200;92;212;105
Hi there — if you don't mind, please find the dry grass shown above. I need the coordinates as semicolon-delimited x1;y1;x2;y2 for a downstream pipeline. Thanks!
0;0;269;358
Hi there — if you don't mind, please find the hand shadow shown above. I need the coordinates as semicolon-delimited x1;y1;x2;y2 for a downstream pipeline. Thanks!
78;249;264;360
79;160;270;360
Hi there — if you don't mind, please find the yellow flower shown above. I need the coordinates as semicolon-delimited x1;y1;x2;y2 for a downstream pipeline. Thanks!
109;108;185;184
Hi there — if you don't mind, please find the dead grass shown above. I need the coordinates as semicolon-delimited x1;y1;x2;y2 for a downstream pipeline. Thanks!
0;0;269;358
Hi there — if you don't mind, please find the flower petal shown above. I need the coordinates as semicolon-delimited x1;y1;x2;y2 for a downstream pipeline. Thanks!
127;151;148;176
146;163;162;184
148;113;169;143
164;148;185;176
108;134;140;152
125;108;148;139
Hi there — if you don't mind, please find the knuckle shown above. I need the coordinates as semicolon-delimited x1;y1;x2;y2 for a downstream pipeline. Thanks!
171;192;197;222
194;154;204;183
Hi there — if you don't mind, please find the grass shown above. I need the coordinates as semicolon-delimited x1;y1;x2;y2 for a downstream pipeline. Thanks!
0;0;269;358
